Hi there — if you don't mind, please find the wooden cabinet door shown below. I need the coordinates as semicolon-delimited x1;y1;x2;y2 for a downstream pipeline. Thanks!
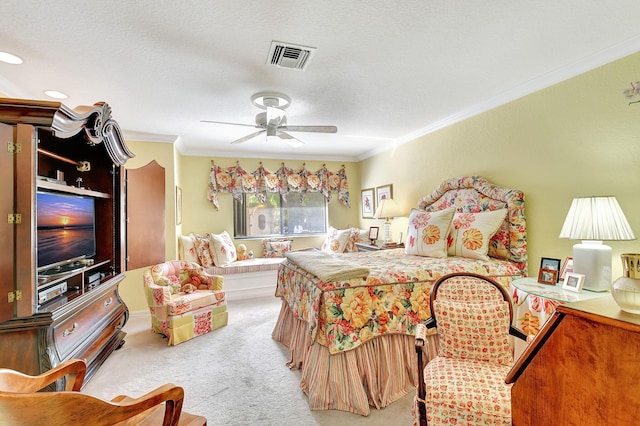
125;161;165;270
0;123;14;321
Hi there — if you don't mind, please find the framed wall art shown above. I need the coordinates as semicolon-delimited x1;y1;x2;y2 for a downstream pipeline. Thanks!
376;184;393;205
361;188;375;218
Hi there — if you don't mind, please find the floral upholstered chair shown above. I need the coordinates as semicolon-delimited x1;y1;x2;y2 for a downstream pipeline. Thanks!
413;273;527;426
143;260;228;345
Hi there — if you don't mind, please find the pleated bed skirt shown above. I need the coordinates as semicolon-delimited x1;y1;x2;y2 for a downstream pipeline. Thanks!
272;300;437;416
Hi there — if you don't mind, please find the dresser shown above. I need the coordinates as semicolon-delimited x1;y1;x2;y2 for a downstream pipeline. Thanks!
506;296;640;425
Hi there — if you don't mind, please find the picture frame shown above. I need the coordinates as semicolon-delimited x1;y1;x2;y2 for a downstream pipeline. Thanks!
376;184;393;205
560;257;574;281
368;226;379;243
176;186;182;225
361;188;375;218
563;272;585;293
537;267;558;285
540;257;562;282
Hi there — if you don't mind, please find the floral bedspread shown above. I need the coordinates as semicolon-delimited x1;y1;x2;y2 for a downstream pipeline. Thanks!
275;248;523;354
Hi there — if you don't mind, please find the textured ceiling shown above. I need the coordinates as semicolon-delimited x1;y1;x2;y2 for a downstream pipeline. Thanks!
1;1;640;161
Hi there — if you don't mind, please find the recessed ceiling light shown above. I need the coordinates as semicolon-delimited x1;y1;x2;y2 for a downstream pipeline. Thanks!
0;51;23;65
44;90;68;99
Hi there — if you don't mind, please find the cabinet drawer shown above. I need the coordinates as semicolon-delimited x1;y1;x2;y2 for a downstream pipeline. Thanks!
53;288;123;360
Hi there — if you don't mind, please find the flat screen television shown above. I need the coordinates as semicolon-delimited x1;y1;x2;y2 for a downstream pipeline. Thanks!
37;191;97;274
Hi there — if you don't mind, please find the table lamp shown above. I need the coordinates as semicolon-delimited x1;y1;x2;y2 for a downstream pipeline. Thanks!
374;198;402;244
559;196;635;292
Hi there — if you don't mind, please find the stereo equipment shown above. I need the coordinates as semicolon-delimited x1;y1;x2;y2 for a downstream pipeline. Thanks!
38;281;67;305
88;272;102;284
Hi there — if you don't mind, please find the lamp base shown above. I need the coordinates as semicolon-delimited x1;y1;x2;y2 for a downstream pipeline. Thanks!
573;241;612;292
382;220;393;244
612;277;640;314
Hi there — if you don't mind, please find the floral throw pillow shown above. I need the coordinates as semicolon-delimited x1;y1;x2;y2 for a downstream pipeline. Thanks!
263;239;293;258
404;208;455;258
178;234;199;264
208;231;237;266
321;226;352;253
192;233;214;268
447;209;507;260
434;299;513;364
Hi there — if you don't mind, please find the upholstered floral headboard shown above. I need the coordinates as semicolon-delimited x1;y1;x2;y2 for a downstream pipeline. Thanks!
417;176;528;274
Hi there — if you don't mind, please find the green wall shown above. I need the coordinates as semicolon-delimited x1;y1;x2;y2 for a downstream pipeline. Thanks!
359;51;640;279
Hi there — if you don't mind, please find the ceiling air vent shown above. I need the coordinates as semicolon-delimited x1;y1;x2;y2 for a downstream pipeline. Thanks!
266;41;316;71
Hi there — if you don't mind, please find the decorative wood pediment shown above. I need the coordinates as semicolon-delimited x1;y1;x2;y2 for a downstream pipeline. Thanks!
0;98;134;165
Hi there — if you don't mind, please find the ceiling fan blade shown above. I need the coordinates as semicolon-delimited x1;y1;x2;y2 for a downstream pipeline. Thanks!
280;125;337;133
278;131;304;148
230;130;265;144
200;120;258;129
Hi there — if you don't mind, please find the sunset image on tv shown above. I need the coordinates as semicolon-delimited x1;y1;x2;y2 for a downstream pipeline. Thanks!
37;192;96;269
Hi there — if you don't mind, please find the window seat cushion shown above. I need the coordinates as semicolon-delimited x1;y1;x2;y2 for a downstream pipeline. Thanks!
205;257;285;275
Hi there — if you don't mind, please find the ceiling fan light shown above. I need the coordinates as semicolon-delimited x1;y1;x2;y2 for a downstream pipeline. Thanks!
266;106;285;126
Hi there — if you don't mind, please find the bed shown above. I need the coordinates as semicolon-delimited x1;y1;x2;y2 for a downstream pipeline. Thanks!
271;176;528;416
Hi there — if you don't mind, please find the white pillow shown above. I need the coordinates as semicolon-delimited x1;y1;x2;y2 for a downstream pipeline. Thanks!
405;208;455;258
447;209;508;260
321;226;353;253
178;234;199;263
208;231;238;266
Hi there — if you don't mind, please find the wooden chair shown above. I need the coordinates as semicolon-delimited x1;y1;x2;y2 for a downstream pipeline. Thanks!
413;273;528;426
0;359;207;426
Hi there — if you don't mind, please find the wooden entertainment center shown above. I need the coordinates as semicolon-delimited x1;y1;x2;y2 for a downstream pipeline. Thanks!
0;98;134;389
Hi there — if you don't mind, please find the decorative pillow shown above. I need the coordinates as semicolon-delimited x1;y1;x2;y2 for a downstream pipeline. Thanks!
447;209;507;260
178;234;199;263
344;228;369;252
208;231;237;266
404;208;455;258
321;226;353;253
434;299;513;365
192;233;214;268
156;275;182;295
488;219;510;259
263;239;293;258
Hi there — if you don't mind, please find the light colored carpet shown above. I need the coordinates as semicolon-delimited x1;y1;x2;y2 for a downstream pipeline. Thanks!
82;296;414;425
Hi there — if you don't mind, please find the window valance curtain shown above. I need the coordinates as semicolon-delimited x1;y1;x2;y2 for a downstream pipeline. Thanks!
207;161;350;210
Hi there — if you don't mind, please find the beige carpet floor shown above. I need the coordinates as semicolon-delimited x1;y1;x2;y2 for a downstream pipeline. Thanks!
82;296;414;425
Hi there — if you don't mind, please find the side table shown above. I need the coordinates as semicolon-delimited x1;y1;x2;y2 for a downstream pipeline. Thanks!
355;242;404;252
510;277;606;358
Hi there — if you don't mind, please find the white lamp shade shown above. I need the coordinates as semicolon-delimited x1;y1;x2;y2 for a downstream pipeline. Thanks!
559;196;635;292
559;196;635;241
374;198;402;220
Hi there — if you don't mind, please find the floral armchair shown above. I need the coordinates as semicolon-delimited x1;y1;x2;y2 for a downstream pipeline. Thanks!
413;273;527;425
143;260;228;345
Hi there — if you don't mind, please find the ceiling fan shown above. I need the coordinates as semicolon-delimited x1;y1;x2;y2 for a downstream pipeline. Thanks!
201;92;337;147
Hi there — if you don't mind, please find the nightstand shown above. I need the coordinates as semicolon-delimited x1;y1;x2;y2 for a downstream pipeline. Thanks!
510;276;606;358
355;242;404;252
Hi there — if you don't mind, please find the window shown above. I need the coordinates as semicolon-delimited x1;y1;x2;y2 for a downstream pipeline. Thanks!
234;192;327;238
